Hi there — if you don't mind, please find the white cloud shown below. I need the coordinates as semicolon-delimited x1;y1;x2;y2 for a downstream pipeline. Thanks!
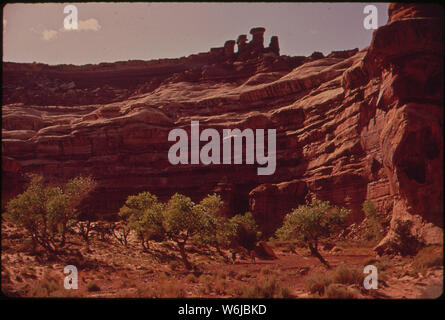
32;18;102;41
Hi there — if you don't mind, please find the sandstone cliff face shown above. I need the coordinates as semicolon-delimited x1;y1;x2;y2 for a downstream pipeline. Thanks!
2;4;443;249
362;3;444;253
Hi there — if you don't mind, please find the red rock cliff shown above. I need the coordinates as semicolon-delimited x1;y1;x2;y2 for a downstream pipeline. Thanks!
2;4;443;250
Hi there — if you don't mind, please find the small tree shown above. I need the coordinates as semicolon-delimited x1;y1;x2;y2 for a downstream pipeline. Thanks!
118;192;165;251
57;176;97;246
195;194;237;260
163;193;204;269
276;199;350;268
6;175;96;253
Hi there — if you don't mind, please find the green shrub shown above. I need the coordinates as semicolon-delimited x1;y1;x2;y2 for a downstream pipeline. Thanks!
362;200;385;241
392;220;423;256
229;212;261;250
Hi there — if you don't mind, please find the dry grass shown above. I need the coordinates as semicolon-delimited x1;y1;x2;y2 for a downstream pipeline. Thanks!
305;263;364;297
325;284;356;299
333;264;364;285
24;271;80;297
260;266;275;276
412;246;443;274
140;278;187;298
237;275;291;298
305;273;332;295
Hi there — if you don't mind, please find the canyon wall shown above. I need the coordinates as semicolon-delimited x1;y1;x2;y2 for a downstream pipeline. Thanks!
2;4;443;250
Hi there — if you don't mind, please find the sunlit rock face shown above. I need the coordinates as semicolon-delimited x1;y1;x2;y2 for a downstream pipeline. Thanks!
2;4;443;246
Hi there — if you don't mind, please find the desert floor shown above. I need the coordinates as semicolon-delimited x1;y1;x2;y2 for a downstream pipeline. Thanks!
1;220;442;299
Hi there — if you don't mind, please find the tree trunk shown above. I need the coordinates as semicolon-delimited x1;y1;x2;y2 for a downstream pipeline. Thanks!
308;242;330;269
177;242;192;270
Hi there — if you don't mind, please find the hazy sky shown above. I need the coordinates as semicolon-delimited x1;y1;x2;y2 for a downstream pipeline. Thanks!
3;3;389;65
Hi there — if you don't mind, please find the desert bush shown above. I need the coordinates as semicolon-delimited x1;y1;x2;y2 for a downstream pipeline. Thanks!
413;246;443;274
214;277;227;295
362;200;385;241
87;281;101;292
390;220;424;256
148;279;186;298
240;276;281;298
235;270;249;281
260;266;275;276
21;238;36;253
374;256;391;271
198;274;214;295
230;282;244;297
168;260;181;271
228;270;238;278
333;264;364;285
276;199;350;268
6;175;96;253
278;286;293;298
305;273;332;295
229;212;261;250
25;273;65;297
325;284;355;299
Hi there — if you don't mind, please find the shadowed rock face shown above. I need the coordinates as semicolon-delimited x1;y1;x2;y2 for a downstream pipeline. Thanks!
362;3;444;253
2;4;443;246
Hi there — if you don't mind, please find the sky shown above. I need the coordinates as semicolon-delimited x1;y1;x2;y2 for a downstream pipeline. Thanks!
3;3;389;65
